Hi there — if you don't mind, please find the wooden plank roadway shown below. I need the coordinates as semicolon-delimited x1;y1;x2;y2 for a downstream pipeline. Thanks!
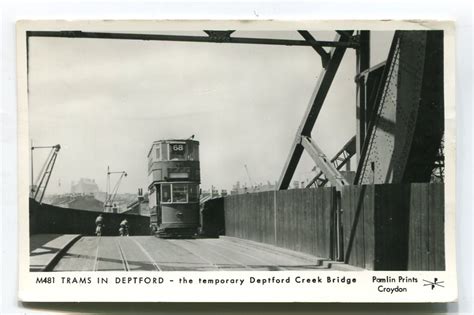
49;236;361;272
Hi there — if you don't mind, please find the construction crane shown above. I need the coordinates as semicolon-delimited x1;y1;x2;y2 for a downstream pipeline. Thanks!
30;143;61;204
104;166;127;212
244;164;255;188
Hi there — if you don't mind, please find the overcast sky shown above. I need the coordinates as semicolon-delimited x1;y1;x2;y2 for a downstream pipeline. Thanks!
28;30;393;194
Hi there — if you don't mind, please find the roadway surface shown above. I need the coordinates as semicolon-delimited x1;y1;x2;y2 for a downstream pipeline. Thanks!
50;236;350;271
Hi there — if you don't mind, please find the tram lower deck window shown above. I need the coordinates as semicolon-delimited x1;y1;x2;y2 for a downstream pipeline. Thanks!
172;183;188;202
161;184;171;202
161;183;199;203
188;184;199;202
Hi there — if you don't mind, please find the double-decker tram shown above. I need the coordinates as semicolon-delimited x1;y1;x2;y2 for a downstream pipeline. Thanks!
147;139;200;237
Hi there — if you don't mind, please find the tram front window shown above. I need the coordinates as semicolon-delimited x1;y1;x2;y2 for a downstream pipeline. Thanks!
173;183;188;202
161;184;171;203
169;143;186;160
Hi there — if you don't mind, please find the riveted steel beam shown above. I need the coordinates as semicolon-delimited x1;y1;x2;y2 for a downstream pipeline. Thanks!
26;31;358;48
277;31;354;190
306;136;356;188
300;136;349;191
355;31;371;163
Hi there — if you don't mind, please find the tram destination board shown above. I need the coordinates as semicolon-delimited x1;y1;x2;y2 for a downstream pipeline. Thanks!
16;20;457;303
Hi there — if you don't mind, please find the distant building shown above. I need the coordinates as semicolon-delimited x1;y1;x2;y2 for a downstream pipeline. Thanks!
95;191;137;213
71;178;99;194
124;188;150;216
124;200;150;216
230;181;277;195
47;194;104;211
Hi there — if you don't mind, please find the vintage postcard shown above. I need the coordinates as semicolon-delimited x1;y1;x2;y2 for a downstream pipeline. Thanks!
17;20;456;302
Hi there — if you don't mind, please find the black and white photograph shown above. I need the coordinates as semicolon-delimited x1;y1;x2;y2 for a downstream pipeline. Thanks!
17;20;456;302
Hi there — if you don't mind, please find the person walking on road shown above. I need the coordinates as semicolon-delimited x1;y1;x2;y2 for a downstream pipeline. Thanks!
119;219;129;236
95;214;104;236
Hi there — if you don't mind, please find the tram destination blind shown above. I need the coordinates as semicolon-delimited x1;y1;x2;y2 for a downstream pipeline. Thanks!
170;143;186;160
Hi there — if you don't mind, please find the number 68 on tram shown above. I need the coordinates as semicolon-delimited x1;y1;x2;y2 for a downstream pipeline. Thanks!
147;139;200;237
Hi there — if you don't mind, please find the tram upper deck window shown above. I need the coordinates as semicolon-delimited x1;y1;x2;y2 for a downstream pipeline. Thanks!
186;143;199;161
155;144;161;160
162;142;168;161
169;143;186;160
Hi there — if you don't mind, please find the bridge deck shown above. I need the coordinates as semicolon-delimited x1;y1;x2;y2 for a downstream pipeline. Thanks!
30;235;361;271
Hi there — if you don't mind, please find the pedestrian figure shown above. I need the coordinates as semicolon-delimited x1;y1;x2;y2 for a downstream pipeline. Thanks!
95;214;104;236
119;219;129;236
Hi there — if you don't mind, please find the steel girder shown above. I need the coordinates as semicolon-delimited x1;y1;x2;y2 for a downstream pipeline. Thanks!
27;30;358;48
355;31;371;162
306;136;356;188
297;30;331;68
277;31;354;190
300;136;349;191
354;31;444;184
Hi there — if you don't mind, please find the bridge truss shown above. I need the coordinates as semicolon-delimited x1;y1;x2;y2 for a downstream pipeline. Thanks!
26;29;444;191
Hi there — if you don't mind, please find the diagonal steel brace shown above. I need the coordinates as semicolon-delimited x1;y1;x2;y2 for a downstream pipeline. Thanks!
298;31;331;68
277;31;354;190
300;136;349;191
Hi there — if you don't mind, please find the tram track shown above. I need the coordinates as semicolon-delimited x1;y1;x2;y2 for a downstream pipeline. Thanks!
161;238;221;270
44;235;336;272
115;238;130;271
92;237;101;271
181;239;252;270
129;237;162;271
202;239;287;270
221;237;323;266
